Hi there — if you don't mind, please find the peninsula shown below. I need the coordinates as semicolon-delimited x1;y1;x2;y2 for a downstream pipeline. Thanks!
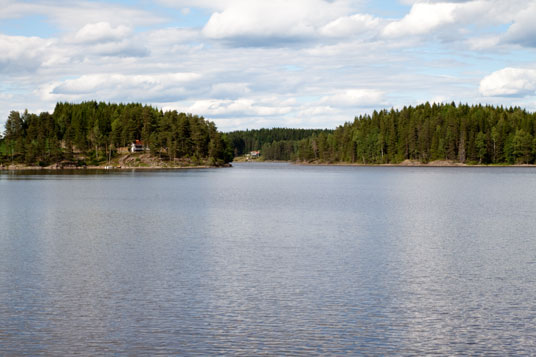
0;102;233;169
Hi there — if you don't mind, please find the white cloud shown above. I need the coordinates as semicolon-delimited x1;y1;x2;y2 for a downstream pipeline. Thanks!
202;0;352;43
429;95;450;104
502;2;536;47
3;0;536;132
0;0;164;30
466;35;500;50
63;22;149;57
381;0;530;41
319;14;381;38
72;22;131;44
321;89;385;107
176;98;293;118
382;2;459;37
0;34;54;73
479;68;536;97
42;73;201;102
297;105;338;117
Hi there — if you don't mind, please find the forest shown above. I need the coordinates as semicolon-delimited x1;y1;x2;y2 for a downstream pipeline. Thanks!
0;102;233;166
3;102;536;167
233;102;536;165
226;128;334;157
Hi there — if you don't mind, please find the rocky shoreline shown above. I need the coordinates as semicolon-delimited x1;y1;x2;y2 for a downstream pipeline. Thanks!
0;153;231;170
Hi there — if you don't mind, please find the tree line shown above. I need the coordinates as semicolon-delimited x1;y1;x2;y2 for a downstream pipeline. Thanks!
246;103;536;165
0;102;233;166
226;128;334;157
3;102;536;167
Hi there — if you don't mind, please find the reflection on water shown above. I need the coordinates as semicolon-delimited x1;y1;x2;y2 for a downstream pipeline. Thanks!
1;164;536;354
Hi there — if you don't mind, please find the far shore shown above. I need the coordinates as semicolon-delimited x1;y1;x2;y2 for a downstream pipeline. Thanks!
237;158;536;167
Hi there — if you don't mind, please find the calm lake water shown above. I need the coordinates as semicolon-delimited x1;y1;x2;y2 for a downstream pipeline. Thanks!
1;162;536;355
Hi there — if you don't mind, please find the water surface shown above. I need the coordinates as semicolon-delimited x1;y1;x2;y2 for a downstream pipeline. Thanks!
1;163;536;354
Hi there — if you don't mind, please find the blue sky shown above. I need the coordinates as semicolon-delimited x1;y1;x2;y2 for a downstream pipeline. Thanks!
1;0;536;131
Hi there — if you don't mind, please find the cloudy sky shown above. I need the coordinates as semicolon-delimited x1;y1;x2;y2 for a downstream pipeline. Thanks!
1;0;536;131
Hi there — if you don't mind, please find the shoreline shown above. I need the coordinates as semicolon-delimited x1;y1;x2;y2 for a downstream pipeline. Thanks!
237;159;536;168
0;164;231;171
296;162;536;168
0;153;232;171
3;160;536;170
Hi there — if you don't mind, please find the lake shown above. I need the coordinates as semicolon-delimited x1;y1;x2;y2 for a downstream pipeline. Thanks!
1;162;536;355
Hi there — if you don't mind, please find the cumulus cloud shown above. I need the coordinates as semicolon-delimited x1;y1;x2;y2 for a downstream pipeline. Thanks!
43;73;201;102
479;68;536;97
502;2;536;47
466;35;500;50
162;0;384;45
3;0;536;131
297;105;338;117
319;14;381;38
381;0;531;42
71;22;131;44
201;0;352;44
0;34;54;73
63;22;149;57
174;98;293;118
382;2;459;37
321;89;385;107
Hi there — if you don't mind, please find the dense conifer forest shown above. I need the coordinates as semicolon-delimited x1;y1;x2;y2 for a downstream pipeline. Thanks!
231;102;536;165
0;102;233;166
2;102;536;167
226;128;334;157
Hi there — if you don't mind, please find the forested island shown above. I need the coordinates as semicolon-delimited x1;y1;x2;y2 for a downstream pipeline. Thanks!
2;102;536;168
0;102;233;168
230;102;536;165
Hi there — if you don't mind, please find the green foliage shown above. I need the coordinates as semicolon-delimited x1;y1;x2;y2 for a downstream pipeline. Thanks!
226;128;334;157
4;102;536;167
229;103;536;165
512;129;533;164
1;101;232;166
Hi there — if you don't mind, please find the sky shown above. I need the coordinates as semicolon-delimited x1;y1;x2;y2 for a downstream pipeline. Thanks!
1;0;536;131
